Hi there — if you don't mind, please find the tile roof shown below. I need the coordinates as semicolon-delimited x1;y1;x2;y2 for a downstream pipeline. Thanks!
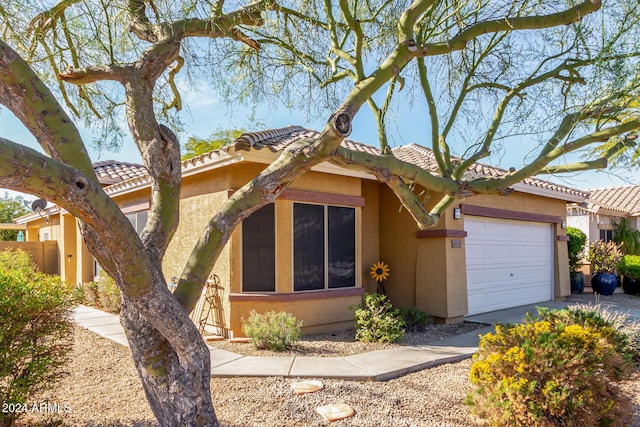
93;126;585;202
92;160;148;185
393;144;587;200
584;185;640;215
232;127;584;200
233;126;382;156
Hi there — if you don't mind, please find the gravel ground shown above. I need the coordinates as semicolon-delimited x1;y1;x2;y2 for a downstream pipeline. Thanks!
18;293;640;427
211;322;485;358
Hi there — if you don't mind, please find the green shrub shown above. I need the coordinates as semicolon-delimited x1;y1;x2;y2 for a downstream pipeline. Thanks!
618;254;640;280
352;293;405;343
0;266;74;426
0;248;37;275
398;306;432;332
97;272;121;313
242;310;303;351
82;280;100;306
467;306;637;427
566;227;586;273
80;271;121;313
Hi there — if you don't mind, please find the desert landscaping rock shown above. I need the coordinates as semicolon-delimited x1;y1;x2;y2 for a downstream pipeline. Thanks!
20;293;640;426
316;403;355;422
212;321;485;358
291;380;324;395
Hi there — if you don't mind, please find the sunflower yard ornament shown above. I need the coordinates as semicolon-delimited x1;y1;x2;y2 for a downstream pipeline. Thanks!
370;261;390;295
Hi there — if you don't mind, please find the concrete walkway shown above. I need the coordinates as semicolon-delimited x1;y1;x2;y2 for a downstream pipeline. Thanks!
73;295;640;381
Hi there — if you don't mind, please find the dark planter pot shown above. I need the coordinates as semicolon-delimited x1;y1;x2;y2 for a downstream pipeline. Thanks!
570;272;584;294
622;276;640;295
591;272;618;295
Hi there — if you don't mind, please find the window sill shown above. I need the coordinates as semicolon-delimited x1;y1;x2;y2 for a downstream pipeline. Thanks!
229;287;364;303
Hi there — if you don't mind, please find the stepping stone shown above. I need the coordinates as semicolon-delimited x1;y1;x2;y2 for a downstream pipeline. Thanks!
316;403;355;422
228;337;251;343
291;380;324;395
205;335;225;342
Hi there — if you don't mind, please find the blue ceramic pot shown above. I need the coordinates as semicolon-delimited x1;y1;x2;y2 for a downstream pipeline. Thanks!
591;272;618;295
622;276;640;295
570;272;584;294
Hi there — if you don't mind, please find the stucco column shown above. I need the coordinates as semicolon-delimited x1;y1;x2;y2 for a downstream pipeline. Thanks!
555;223;571;298
59;213;77;284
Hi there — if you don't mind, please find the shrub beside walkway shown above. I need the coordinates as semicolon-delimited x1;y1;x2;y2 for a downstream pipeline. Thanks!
73;305;489;380
74;294;640;381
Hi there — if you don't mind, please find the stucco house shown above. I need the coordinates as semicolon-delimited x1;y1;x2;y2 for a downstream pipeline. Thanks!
15;126;585;337
567;184;640;245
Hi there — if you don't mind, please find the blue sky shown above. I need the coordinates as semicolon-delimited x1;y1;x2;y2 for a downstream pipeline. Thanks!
2;76;639;202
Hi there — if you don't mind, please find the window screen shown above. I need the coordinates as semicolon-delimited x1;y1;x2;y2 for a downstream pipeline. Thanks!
328;206;356;288
242;204;276;292
293;203;325;291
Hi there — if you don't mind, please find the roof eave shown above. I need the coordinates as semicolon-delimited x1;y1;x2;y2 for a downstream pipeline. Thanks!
240;149;378;180
14;206;60;224
511;182;585;203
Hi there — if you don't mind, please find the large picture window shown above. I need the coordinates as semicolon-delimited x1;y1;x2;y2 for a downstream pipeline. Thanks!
242;204;276;292
294;203;356;291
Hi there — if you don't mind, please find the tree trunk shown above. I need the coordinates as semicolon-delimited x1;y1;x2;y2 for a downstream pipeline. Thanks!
120;299;218;427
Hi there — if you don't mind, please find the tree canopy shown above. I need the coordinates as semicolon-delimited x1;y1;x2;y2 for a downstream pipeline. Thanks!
0;193;29;241
1;1;640;425
182;128;245;160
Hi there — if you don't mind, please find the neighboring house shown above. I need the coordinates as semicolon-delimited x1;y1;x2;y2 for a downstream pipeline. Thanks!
13;160;149;284
16;126;585;337
567;185;640;246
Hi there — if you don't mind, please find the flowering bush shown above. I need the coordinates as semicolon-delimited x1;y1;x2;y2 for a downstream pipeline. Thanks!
588;240;623;273
467;306;637;427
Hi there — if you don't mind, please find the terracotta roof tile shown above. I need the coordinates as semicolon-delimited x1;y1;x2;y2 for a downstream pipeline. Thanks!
92;160;148;185
233;126;382;156
231;128;584;200
393;143;586;200
585;185;640;215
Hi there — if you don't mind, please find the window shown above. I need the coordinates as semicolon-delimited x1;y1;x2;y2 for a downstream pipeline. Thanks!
600;229;615;243
294;203;356;291
328;206;356;288
242;204;275;292
126;211;148;236
293;204;325;291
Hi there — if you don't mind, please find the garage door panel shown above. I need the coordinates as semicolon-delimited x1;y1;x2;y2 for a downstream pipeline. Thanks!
465;216;553;315
468;275;543;292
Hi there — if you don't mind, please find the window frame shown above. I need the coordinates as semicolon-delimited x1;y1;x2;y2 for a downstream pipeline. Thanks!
292;202;358;293
241;203;277;293
599;229;615;243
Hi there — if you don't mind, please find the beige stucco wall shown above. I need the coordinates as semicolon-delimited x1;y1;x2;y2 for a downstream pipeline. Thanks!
380;186;571;322
224;163;368;337
361;180;381;294
229;292;362;336
0;241;58;275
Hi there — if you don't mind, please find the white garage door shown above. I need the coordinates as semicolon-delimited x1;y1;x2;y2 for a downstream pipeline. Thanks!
465;216;553;315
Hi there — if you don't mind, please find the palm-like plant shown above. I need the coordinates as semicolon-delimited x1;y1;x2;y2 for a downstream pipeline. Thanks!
612;217;640;255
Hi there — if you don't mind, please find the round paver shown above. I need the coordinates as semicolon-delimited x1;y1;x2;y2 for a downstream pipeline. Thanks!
291;380;324;395
316;403;355;422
